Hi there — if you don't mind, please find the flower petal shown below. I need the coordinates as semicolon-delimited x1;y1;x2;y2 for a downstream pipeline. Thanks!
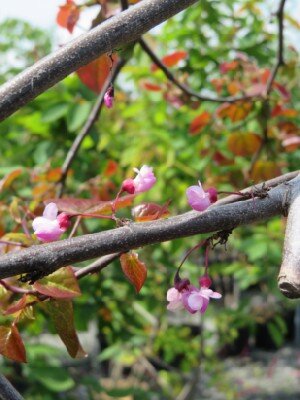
167;288;181;302
187;292;204;311
43;203;58;220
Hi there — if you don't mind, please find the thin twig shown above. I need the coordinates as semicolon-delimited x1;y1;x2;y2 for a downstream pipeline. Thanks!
57;59;126;197
139;38;260;104
75;253;121;279
265;0;286;94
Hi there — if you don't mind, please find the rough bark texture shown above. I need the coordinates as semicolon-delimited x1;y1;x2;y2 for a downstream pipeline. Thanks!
278;175;300;298
0;375;24;400
0;177;297;280
0;0;198;122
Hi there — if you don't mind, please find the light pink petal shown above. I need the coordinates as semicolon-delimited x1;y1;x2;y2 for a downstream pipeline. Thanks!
133;165;156;193
167;300;184;311
210;291;222;299
201;288;222;299
186;186;211;212
187;292;204;311
167;288;181;302
32;218;63;242
43;203;58;220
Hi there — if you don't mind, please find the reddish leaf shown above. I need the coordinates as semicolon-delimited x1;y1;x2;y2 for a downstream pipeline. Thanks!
120;253;147;293
277;121;299;135
142;82;162;92
228;133;262;157
213;151;234;166
151;51;187;72
57;0;80;33
282;135;300;152
189;111;211;135
0;324;27;363
45;299;86;359
273;82;291;101
216;102;252;122
4;294;37;317
220;60;239;74
33;267;81;299
0;169;22;193
46;168;63;182
77;54;118;93
271;104;297;118
45;195;134;215
103;160;118;177
132;201;170;222
250;161;281;182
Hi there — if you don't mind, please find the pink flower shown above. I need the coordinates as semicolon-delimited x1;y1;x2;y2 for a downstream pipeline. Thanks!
167;275;221;315
32;203;70;242
104;86;114;108
167;288;184;311
133;165;156;193
186;181;217;211
122;165;156;194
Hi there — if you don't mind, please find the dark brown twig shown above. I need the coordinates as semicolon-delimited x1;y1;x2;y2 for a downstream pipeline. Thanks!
139;38;260;104
57;59;126;197
75;252;121;279
265;0;286;95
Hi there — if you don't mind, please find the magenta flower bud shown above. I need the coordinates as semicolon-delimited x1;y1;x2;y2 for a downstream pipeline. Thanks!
122;178;135;194
32;203;69;243
104;85;114;108
199;275;212;288
132;165;156;194
175;278;191;292
57;212;71;230
207;187;218;203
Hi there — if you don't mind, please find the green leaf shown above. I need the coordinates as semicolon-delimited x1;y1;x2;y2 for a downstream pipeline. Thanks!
41;103;69;123
30;366;75;392
67;102;92;132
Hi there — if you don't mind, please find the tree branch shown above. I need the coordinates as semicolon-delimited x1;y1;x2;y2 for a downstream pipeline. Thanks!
278;177;300;298
266;0;286;94
0;0;199;122
57;59;126;197
139;38;260;104
0;374;24;400
0;174;298;280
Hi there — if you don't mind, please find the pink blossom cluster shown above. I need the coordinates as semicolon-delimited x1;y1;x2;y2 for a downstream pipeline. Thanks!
167;275;222;314
32;203;70;242
186;181;217;212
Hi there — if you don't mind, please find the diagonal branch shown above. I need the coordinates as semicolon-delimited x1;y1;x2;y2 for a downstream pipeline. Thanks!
0;174;298;281
57;59;126;197
0;0;199;122
139;38;260;104
0;374;24;400
266;0;286;94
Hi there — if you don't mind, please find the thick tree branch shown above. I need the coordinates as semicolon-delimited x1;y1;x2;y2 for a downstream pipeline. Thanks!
0;175;298;280
0;0;199;122
57;59;126;197
278;178;300;298
0;375;24;400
